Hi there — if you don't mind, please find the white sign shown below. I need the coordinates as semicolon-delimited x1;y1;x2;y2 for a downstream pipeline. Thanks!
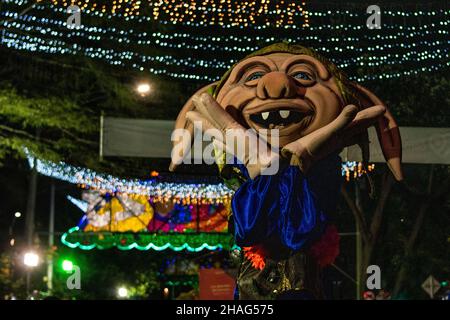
421;275;440;298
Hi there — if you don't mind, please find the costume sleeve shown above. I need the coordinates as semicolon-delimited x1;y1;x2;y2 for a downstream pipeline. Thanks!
231;165;327;251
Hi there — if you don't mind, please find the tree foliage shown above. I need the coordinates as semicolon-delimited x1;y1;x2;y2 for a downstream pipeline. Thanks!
338;66;450;299
0;85;96;163
0;48;187;175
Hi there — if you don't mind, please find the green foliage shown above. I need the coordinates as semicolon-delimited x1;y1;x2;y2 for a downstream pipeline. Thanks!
128;272;160;299
0;85;96;163
0;48;188;176
355;164;450;299
360;66;450;127
0;252;26;299
49;248;163;300
0;87;94;131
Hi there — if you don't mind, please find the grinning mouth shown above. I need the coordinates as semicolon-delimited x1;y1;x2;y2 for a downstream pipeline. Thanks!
249;109;312;129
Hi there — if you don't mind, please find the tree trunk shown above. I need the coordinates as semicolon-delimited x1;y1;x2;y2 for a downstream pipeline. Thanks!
392;165;435;297
341;171;395;297
361;173;394;282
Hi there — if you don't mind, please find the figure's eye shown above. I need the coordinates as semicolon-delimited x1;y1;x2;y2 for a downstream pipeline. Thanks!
246;71;265;82
292;71;311;81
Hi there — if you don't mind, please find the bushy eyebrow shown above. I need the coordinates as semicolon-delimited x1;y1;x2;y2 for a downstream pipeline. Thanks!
229;59;272;83
282;57;330;80
284;59;317;72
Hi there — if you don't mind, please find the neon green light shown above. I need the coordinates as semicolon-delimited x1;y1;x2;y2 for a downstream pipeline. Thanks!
61;226;232;252
116;241;223;251
62;259;74;272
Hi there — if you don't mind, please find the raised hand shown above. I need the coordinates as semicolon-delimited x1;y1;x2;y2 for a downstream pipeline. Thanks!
281;104;386;172
185;93;280;179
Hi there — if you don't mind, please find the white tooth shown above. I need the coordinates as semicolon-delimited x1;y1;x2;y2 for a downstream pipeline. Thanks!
279;110;290;119
261;112;269;120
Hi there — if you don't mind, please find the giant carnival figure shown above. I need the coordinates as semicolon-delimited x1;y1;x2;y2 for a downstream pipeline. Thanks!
170;43;403;299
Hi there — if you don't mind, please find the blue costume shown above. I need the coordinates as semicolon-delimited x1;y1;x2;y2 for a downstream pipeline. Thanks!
226;154;342;299
231;154;342;252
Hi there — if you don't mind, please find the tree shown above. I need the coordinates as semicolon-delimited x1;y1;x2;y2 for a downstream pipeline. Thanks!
0;252;26;299
339;67;450;298
0;85;96;163
0;47;189;175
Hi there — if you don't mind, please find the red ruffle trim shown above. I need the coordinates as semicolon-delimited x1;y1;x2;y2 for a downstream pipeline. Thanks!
242;246;266;270
308;225;340;268
242;225;340;270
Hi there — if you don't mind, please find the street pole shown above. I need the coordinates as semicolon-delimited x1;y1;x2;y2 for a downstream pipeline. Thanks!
25;157;38;246
355;180;363;300
47;181;55;294
99;112;104;161
25;156;38;296
355;220;362;300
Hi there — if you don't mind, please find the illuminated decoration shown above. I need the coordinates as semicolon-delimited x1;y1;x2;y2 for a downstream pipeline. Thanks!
151;0;309;28
150;170;159;177
28;151;232;251
62;259;74;272
50;0;142;17
61;226;234;251
47;0;309;27
165;279;197;287
81;191;154;233
67;195;88;212
29;154;369;203
26;154;234;204
29;154;369;250
63;190;230;250
147;202;229;233
1;1;448;82
341;161;375;182
61;174;232;251
72;190;229;233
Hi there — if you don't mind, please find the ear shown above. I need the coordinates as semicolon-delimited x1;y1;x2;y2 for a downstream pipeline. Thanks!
169;82;218;171
351;83;403;181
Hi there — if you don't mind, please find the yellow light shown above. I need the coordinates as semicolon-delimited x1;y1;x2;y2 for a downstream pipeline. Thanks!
136;83;151;96
117;287;128;298
23;252;39;267
50;0;309;27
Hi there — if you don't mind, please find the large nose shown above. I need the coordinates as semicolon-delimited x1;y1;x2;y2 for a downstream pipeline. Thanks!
256;72;299;100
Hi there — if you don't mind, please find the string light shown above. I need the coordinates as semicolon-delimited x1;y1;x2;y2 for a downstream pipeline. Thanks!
341;161;375;181
46;0;309;27
1;3;448;82
26;154;234;204
3;1;447;28
151;0;309;27
49;0;142;17
29;152;373;206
